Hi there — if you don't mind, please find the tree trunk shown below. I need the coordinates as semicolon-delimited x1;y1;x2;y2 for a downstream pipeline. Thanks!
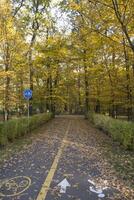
83;51;89;115
49;74;53;113
95;99;101;113
4;44;10;121
78;67;81;114
123;38;133;120
28;49;34;115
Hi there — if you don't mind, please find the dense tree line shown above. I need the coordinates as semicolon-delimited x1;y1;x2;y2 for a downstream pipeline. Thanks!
0;0;134;120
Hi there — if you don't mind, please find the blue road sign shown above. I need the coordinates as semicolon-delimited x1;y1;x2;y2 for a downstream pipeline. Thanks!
23;89;32;100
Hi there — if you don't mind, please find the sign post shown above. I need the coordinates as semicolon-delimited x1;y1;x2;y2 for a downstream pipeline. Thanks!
23;89;33;132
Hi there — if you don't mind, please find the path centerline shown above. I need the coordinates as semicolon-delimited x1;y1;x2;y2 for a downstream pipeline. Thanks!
36;121;71;200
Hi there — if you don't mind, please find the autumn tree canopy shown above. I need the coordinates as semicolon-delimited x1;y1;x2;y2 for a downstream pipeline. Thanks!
0;0;134;120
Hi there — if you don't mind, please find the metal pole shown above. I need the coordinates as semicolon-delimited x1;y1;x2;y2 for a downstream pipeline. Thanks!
28;100;30;133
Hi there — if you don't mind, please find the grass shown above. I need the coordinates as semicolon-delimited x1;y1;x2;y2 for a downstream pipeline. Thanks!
87;112;134;187
102;138;134;187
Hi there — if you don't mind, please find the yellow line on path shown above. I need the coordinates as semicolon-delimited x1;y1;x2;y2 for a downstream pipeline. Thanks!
36;121;71;200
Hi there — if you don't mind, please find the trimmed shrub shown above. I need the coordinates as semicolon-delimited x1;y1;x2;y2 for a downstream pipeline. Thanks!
88;112;134;150
0;113;53;146
0;123;8;146
3;120;18;142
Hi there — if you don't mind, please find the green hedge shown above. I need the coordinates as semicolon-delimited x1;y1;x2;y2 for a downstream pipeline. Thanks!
88;113;134;150
0;113;53;146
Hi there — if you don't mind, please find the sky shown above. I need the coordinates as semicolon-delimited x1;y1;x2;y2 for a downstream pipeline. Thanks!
50;0;72;34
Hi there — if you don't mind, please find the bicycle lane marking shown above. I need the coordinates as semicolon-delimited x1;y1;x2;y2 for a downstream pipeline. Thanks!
36;121;71;200
43;118;126;200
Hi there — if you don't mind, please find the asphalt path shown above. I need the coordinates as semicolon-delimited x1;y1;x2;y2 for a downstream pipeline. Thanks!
0;116;129;200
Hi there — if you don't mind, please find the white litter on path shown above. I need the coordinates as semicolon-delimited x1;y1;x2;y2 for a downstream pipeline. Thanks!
88;179;95;185
88;178;108;198
98;193;105;198
89;186;103;194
